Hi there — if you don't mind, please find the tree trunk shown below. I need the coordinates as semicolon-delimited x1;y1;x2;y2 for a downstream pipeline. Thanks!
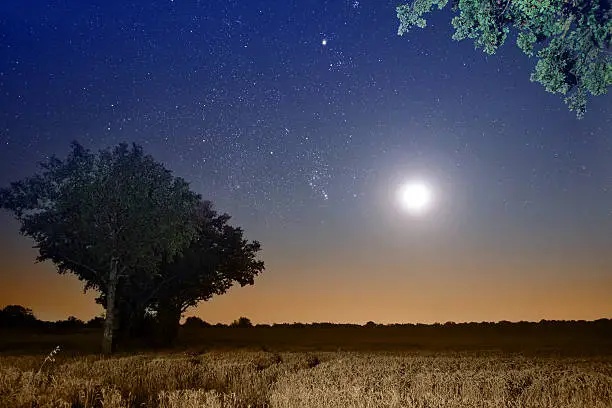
102;258;118;354
156;302;182;347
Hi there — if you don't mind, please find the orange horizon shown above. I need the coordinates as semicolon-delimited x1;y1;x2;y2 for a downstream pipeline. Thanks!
2;213;611;326
2;258;610;325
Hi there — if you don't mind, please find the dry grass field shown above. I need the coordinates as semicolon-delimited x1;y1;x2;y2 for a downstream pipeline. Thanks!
1;326;611;407
1;349;611;408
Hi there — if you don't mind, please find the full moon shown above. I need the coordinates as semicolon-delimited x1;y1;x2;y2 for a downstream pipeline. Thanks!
397;181;432;215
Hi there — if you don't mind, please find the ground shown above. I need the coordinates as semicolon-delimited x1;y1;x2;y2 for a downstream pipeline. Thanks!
1;326;611;407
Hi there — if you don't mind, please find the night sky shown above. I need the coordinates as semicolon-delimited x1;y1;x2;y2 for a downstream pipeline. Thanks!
1;0;610;324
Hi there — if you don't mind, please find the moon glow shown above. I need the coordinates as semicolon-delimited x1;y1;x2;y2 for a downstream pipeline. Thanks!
397;181;432;215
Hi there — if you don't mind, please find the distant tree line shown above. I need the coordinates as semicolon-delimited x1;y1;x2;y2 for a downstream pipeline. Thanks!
4;306;610;335
0;305;101;330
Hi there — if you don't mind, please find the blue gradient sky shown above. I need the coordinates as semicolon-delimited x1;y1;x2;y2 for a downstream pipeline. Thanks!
1;0;610;323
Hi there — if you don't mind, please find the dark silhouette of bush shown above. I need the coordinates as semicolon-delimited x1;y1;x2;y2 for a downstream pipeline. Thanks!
183;316;211;329
86;316;105;328
53;316;85;330
231;317;253;328
0;305;39;328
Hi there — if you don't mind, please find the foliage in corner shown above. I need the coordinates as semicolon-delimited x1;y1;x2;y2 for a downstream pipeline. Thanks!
396;0;612;118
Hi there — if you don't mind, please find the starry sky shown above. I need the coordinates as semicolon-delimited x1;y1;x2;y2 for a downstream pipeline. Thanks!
1;0;611;324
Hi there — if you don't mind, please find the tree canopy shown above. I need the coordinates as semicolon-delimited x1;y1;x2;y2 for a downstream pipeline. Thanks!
396;0;612;118
0;142;202;352
231;316;254;328
109;199;265;345
0;305;38;328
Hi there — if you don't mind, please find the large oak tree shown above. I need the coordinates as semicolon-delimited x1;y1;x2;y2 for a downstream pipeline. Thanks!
0;142;201;353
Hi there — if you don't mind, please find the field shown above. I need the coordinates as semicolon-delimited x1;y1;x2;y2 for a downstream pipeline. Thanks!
1;326;611;407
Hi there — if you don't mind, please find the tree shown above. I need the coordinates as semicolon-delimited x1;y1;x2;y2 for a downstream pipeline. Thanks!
0;141;201;353
90;199;265;346
86;316;105;328
0;305;38;328
183;316;211;329
141;200;264;345
231;317;253;328
396;0;611;118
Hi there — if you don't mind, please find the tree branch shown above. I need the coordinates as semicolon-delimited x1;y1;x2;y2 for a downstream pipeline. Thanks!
59;256;103;280
498;0;511;18
139;273;180;306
